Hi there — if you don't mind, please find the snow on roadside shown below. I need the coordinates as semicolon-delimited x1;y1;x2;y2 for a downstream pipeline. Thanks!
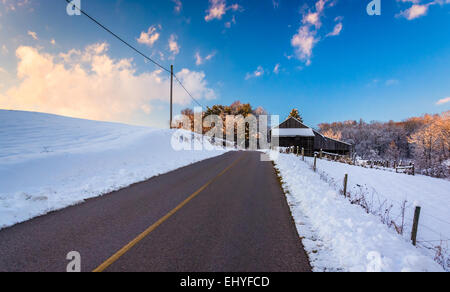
270;152;443;272
303;156;450;242
0;110;230;230
304;156;450;271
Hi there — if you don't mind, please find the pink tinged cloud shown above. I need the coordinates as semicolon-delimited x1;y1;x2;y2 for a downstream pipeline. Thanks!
245;66;264;80
303;12;321;28
137;25;161;47
205;0;242;22
291;26;317;65
172;0;182;13
396;0;450;20
205;0;227;21
398;4;429;20
168;34;180;57
27;31;38;40
195;51;216;65
0;44;216;126
291;0;343;65
326;22;343;37
273;64;280;74
436;97;450;105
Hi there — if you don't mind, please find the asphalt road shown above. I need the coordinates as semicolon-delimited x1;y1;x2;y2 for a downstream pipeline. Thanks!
0;151;311;272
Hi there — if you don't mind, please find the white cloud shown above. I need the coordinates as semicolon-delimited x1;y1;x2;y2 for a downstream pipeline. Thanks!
303;12;321;28
168;34;180;58
27;30;38;40
245;66;264;80
397;4;430;19
205;0;242;23
291;26;317;65
396;0;450;20
137;25;161;47
291;0;342;65
436;97;450;105
273;63;280;74
1;0;31;12
0;43;216;126
172;0;182;13
176;69;216;100
205;0;227;21
195;51;216;65
326;22;343;37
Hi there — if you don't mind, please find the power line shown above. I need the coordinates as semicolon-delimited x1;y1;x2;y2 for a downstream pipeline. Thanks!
174;76;203;107
64;0;169;73
64;0;203;108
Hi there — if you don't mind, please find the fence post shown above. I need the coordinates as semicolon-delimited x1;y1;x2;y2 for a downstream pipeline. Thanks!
302;148;304;161
412;163;415;176
320;149;323;159
313;154;317;172
343;174;348;197
297;146;299;156
411;206;421;246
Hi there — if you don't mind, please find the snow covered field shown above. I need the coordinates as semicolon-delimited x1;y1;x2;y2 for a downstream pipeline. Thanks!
303;156;450;244
304;156;450;270
0;110;229;230
271;152;444;272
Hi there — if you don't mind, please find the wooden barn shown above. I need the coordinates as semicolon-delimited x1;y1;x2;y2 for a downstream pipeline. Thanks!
271;117;352;156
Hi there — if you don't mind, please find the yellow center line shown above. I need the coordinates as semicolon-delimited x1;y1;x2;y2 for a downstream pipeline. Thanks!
93;153;244;272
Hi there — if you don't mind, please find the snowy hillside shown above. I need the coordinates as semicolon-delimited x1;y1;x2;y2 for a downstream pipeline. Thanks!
0;110;229;229
271;152;444;272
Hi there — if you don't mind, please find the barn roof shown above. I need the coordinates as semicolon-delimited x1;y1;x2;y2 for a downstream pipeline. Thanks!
312;130;352;146
272;128;315;137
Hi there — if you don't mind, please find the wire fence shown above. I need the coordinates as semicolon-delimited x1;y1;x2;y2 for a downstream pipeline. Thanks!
276;148;450;271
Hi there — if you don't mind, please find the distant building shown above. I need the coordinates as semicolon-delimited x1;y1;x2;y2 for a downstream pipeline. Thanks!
271;117;352;156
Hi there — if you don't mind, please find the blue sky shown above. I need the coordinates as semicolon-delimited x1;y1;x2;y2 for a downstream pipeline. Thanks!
0;0;449;128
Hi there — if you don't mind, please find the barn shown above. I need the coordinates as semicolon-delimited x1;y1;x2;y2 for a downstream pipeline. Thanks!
271;117;352;156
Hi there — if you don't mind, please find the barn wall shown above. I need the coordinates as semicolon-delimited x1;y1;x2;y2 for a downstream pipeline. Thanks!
278;137;315;156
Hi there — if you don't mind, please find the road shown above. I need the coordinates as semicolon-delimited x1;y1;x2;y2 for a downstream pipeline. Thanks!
0;151;311;272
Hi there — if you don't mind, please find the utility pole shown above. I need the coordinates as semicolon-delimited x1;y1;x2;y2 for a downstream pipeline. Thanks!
170;65;174;129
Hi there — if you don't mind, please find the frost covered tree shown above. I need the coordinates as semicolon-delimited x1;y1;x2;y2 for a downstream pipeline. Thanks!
318;111;449;178
386;141;401;162
408;113;449;177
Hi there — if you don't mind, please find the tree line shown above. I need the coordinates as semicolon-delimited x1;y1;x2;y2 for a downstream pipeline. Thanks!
319;111;449;178
177;103;449;178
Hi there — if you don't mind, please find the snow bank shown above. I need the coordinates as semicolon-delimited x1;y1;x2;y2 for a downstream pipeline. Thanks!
271;152;443;272
0;110;229;229
304;156;450;269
